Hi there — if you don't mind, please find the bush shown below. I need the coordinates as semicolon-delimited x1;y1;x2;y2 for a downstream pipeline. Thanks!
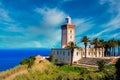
20;56;35;68
27;56;35;68
60;65;89;74
97;60;105;72
49;54;54;62
115;58;120;80
20;58;29;65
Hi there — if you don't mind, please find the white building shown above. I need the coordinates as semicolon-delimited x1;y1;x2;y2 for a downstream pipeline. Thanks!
51;16;104;64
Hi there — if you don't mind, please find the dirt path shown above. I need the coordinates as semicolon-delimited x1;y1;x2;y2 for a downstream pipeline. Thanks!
4;70;27;80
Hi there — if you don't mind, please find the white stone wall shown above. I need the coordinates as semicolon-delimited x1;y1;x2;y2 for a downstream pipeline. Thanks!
72;49;82;63
51;48;104;64
86;48;104;58
51;49;71;64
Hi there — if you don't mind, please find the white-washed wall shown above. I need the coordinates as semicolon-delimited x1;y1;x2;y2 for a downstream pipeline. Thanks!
51;48;104;64
73;49;82;62
51;49;71;64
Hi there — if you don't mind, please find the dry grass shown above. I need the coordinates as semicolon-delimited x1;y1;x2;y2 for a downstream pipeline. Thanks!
0;65;27;80
0;59;54;80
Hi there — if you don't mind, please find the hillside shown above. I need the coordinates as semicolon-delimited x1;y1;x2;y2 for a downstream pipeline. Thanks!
0;56;117;80
0;57;51;80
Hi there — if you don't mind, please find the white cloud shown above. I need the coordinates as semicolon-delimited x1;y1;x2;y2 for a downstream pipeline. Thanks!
32;7;68;48
110;32;120;39
87;0;120;40
73;18;94;37
0;3;13;23
35;7;66;27
87;25;120;39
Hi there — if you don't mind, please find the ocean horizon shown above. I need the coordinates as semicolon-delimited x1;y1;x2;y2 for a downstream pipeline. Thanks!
0;48;51;72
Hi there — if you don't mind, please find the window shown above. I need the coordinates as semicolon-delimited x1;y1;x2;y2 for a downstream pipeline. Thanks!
68;52;70;56
89;52;90;55
63;51;64;55
70;30;72;33
57;51;59;55
76;52;79;56
99;52;101;56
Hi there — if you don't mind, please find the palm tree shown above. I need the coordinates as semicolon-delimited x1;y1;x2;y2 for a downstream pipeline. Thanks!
110;39;117;56
108;40;113;56
104;41;109;56
117;40;120;55
91;38;99;57
81;36;90;58
65;41;77;66
99;39;105;57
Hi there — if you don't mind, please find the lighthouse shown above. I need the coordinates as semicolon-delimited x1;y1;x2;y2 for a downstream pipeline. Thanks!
51;16;104;65
61;16;76;48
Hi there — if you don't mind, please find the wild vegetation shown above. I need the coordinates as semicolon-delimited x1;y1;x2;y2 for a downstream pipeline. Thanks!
0;65;27;79
0;36;120;80
20;56;35;68
115;58;120;80
0;58;119;80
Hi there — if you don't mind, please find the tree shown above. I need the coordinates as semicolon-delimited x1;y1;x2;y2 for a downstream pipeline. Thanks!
27;56;35;68
97;60;105;72
20;56;35;69
20;58;29;65
115;58;120;80
108;40;113;56
91;38;99;57
81;36;90;58
110;39;117;56
49;54;54;62
99;39;105;57
104;41;109;56
65;41;77;66
117;40;120;55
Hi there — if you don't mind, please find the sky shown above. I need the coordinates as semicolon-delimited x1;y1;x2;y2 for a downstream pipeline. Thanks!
0;0;120;48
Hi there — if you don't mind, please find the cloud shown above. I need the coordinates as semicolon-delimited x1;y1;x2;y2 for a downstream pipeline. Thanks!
73;18;94;37
0;6;67;48
70;17;94;47
86;0;120;40
35;7;66;27
0;3;13;23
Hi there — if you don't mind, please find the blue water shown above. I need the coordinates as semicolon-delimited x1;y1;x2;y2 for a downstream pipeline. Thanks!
0;48;51;72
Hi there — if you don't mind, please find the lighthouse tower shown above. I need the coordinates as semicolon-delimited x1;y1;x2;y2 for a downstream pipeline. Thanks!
61;16;76;48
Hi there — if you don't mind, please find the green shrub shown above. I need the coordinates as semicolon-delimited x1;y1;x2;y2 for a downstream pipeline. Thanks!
49;54;54;62
97;60;105;72
27;56;35;68
20;56;35;68
20;58;29;65
115;58;120;80
60;65;89;74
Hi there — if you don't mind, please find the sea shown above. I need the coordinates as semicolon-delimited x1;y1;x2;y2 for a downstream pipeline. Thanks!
0;48;51;72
